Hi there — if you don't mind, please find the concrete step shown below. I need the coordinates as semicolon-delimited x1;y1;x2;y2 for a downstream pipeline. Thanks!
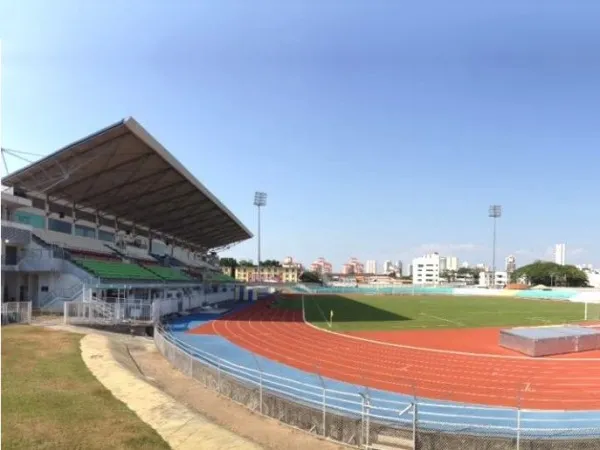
371;443;413;450
374;433;414;449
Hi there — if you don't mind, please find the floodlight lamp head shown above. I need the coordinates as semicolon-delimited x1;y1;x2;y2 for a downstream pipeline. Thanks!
488;204;502;218
254;191;267;207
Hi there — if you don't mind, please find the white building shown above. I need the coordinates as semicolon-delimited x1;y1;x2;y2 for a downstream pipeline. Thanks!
396;260;403;276
505;255;516;273
554;243;566;266
584;269;600;288
412;253;441;285
479;271;509;288
365;259;377;274
445;256;459;271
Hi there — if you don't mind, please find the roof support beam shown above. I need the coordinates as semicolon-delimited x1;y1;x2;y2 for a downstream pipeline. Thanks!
157;214;235;237
136;202;218;227
80;154;155;201
98;184;195;216
79;167;176;206
175;222;241;242
145;208;222;230
54;147;144;197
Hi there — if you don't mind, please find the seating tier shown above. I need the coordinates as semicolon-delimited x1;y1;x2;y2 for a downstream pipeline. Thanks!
75;259;160;280
144;266;193;281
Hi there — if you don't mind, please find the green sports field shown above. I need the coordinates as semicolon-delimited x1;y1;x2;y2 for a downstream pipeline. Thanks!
280;294;589;331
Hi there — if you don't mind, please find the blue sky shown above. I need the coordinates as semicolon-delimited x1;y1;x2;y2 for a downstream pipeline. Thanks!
2;1;599;271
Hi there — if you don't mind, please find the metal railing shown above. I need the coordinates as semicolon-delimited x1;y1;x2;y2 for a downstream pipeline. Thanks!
39;283;83;309
155;324;600;450
1;302;32;325
63;301;154;325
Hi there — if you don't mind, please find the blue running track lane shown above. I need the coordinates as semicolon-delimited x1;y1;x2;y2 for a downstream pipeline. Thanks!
164;308;600;440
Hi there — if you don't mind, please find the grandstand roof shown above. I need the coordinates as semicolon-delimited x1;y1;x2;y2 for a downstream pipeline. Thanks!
1;118;253;249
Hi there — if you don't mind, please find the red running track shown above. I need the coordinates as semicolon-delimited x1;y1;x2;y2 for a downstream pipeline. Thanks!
190;300;600;410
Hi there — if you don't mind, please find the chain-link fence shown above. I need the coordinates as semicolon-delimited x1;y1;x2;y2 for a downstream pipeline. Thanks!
1;301;32;325
154;324;600;450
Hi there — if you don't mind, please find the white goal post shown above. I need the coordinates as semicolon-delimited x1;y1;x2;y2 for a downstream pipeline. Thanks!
584;300;600;321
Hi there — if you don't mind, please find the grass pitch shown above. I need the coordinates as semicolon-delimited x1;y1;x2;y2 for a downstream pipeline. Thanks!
1;326;169;450
279;294;587;331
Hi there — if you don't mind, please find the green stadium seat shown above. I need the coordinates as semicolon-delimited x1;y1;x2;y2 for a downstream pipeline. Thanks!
74;259;161;281
143;266;193;281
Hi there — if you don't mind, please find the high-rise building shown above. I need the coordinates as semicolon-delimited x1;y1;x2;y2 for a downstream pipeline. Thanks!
554;244;566;266
310;257;333;274
411;253;441;285
440;256;458;272
383;260;394;274
342;257;364;274
445;256;459;271
505;255;516;273
439;257;447;272
396;260;403;275
365;260;377;274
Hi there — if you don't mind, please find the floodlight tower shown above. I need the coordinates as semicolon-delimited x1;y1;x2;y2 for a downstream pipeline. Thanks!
254;192;267;282
488;205;502;288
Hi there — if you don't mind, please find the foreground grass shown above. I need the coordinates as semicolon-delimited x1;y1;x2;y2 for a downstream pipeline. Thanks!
1;326;169;450
295;294;587;331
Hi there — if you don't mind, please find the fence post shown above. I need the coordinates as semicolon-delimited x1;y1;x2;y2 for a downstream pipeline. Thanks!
322;387;327;437
516;386;522;450
412;402;418;450
360;392;370;448
63;301;68;325
27;301;32;324
516;407;521;450
259;367;263;414
251;353;263;414
217;358;221;393
360;394;366;447
314;365;327;437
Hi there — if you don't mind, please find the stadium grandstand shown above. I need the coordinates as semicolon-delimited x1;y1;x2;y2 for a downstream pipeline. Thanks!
1;117;252;320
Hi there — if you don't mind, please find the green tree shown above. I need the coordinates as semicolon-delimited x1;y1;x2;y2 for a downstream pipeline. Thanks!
219;257;238;268
219;257;238;277
456;267;480;283
441;270;457;282
300;271;322;284
511;260;588;287
261;259;282;267
238;260;254;267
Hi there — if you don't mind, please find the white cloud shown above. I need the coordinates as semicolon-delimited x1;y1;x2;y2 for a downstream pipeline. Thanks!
571;248;585;256
513;249;533;256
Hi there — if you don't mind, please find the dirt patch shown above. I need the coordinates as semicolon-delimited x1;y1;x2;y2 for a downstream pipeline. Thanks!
123;343;348;450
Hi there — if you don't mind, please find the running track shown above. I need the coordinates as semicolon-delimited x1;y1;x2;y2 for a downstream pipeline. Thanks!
190;299;600;410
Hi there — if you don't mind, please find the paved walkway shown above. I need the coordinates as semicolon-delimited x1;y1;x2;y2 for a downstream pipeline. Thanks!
80;333;262;450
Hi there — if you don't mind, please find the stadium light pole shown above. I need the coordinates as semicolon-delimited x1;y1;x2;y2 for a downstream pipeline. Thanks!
488;205;502;289
254;192;267;283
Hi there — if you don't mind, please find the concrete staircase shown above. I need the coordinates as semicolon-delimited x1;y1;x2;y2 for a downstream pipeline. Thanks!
40;284;84;313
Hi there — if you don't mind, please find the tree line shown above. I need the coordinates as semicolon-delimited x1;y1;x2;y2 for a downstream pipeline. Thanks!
220;258;282;268
441;262;589;287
